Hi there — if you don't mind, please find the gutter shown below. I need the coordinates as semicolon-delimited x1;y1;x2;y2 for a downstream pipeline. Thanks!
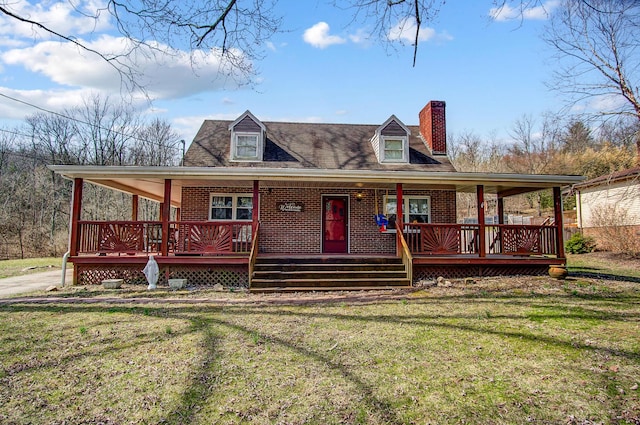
61;251;70;287
47;165;585;187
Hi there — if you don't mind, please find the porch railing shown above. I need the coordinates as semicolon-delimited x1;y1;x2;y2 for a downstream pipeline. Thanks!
486;224;557;256
171;221;252;255
76;220;253;255
404;223;480;255
403;223;558;256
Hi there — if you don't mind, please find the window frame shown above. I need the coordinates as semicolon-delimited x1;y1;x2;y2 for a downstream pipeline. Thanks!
380;135;409;163
209;193;254;221
231;132;263;161
383;195;431;231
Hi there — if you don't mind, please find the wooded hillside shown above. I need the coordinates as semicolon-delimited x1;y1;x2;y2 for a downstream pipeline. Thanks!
0;96;181;259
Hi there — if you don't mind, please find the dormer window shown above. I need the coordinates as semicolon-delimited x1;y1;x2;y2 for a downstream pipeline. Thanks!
382;137;407;161
229;110;266;162
234;133;259;159
372;115;410;164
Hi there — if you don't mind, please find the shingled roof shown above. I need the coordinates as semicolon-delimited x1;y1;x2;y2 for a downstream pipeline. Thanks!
573;166;640;190
184;120;456;172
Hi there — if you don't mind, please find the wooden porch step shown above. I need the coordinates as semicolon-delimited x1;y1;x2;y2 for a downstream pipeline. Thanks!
256;256;402;265
250;256;411;291
250;285;412;293
254;263;405;272
251;277;411;288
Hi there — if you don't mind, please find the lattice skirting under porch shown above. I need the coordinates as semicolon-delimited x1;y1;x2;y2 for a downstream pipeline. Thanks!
75;264;248;288
413;264;548;282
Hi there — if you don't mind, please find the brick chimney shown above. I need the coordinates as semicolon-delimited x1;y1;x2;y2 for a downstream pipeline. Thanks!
419;101;447;155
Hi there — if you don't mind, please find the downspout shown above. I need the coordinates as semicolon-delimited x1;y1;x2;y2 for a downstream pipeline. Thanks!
60;251;70;287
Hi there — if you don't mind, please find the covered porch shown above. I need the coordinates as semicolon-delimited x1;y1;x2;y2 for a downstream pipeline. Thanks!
50;165;582;288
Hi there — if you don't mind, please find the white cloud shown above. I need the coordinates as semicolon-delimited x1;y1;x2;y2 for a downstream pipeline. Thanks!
388;18;453;44
303;22;346;49
265;41;277;52
1;35;251;99
587;93;628;113
0;0;112;45
490;0;559;22
0;86;97;120
171;114;216;141
348;28;371;46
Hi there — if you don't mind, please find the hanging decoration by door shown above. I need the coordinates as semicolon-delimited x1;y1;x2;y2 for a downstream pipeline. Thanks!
374;189;388;232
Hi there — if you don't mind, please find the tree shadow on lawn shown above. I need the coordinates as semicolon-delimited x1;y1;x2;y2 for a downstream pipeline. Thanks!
568;270;640;283
0;303;405;424
2;289;640;422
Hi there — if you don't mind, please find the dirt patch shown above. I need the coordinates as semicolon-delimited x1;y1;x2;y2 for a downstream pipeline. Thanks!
1;270;638;307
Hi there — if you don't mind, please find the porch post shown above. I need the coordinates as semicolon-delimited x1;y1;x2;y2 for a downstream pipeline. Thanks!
161;179;171;256
69;178;83;257
252;180;259;235
69;178;83;285
396;183;403;256
497;197;504;225
477;185;486;257
131;195;139;221
175;208;181;222
553;187;565;259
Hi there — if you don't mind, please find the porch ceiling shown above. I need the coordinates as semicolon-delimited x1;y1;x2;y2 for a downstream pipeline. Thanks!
49;165;585;207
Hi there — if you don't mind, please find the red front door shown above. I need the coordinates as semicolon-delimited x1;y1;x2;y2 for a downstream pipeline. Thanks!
322;196;348;253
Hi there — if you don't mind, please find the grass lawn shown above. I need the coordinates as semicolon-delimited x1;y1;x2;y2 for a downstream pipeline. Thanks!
0;254;638;424
0;257;69;279
567;252;640;279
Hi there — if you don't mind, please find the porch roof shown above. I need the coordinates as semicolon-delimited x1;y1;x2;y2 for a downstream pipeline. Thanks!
48;165;584;208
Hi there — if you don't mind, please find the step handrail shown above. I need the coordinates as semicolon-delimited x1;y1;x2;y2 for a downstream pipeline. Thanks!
397;223;413;285
248;222;260;288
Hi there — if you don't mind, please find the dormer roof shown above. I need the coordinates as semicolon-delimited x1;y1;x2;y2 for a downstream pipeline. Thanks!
228;110;266;162
228;110;266;133
378;115;411;136
370;115;411;164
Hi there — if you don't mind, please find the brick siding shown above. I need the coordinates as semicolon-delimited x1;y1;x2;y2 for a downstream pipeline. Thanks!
181;186;456;254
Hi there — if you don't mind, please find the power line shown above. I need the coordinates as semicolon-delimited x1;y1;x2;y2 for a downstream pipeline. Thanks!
0;92;186;150
0;127;32;139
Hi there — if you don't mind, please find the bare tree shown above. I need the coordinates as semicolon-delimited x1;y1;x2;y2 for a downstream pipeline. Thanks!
68;94;141;166
544;0;640;160
131;118;182;166
25;113;82;165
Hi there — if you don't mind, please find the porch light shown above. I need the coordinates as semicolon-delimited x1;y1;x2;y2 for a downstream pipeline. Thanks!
355;192;364;202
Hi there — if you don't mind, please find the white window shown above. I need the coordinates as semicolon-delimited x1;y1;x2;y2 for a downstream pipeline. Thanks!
384;195;431;230
232;133;260;160
381;136;408;162
210;194;253;221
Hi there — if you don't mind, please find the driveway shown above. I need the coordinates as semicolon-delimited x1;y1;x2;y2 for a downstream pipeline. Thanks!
0;269;73;297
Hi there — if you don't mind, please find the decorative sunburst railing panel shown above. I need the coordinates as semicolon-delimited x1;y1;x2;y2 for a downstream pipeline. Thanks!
421;226;461;254
404;224;479;255
188;223;233;253
97;223;144;253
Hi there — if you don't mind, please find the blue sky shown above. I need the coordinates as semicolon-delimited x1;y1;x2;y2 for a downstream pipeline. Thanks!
0;1;562;146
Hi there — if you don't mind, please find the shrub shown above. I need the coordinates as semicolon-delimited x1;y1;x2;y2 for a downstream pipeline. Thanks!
565;232;596;254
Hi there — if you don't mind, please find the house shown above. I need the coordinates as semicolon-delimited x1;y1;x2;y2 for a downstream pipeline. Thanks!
574;166;640;252
50;101;583;291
